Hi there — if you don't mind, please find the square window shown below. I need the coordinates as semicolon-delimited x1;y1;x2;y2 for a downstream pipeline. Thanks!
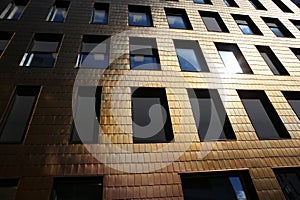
200;11;229;32
0;31;13;56
165;8;192;30
91;3;109;24
249;0;267;10
128;5;153;27
272;0;293;12
194;0;212;4
0;0;28;20
46;1;70;22
0;179;18;200
232;14;263;35
262;17;294;38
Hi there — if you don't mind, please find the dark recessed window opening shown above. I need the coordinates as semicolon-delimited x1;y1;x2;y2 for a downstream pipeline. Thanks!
91;3;109;24
291;0;300;8
173;40;209;72
129;37;160;70
238;90;291;140
290;48;300;60
128;5;153;27
194;0;212;4
165;8;192;30
76;35;110;69
256;45;289;75
224;0;239;7
249;0;267;10
215;43;253;74
199;11;229;32
188;89;236;141
272;0;293;12
19;33;63;68
0;31;13;56
180;170;259;200
131;87;174;143
0;0;28;20
232;14;263;35
46;1;70;22
71;86;102;144
0;86;40;144
282;91;300;120
0;178;19;199
290;19;300;31
262;17;295;38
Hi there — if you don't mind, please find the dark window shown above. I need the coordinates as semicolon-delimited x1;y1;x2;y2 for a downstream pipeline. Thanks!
199;11;229;32
256;45;289;75
194;0;212;4
272;0;293;12
131;87;174;143
291;0;300;8
232;14;263;35
0;0;28;20
282;91;300;119
215;43;253;74
290;48;300;60
290;19;300;31
180;170;259;200
173;40;209;72
249;0;267;10
238;90;290;140
128;5;153;27
129;37;160;70
0;31;13;56
274;168;300;200
165;8;192;30
19;33;62;68
91;3;109;24
0;178;18;200
0;86;40;144
51;177;103;200
224;0;238;7
76;35;110;69
188;89;236;141
71;86;101;144
46;1;70;22
262;17;295;38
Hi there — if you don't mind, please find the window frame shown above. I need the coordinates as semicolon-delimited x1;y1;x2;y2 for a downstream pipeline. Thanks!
91;2;109;25
224;0;239;7
249;0;267;10
128;5;153;27
290;48;300;60
0;31;14;57
262;17;295;38
0;178;19;200
193;0;212;4
165;8;193;30
232;14;263;35
271;0;293;13
46;1;70;23
199;11;229;32
0;0;29;20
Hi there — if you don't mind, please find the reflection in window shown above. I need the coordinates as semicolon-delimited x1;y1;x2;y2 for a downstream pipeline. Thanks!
233;14;263;35
200;11;229;32
128;5;152;27
0;0;28;20
46;1;70;22
0;31;13;56
219;51;243;73
0;179;18;200
224;0;238;7
91;3;109;24
165;8;192;30
194;0;212;4
263;17;294;37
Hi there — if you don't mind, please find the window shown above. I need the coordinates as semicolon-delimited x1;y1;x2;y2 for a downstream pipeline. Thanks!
290;19;300;31
224;0;238;7
71;86;101;144
0;179;18;200
188;89;235;141
165;8;192;30
51;177;103;200
238;90;290;140
180;170;259;200
262;17;294;38
173;40;209;72
249;0;267;10
282;91;300;119
256;45;289;75
76;35;110;69
274;168;300;200
0;0;28;20
194;0;212;4
199;11;229;32
0;31;13;56
46;1;70;22
215;43;253;74
19;33;62;68
232;14;263;35
91;3;109;24
290;48;300;60
291;0;300;8
131;87;174;143
0;86;40;144
128;5;153;27
272;0;293;12
129;37;160;70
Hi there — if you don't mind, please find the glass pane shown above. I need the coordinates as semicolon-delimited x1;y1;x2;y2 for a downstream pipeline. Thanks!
194;0;206;3
229;177;247;200
130;55;159;70
82;43;106;54
219;50;243;73
260;52;280;75
203;16;222;32
8;5;24;20
239;24;254;34
288;99;300;119
176;48;201;71
79;53;108;69
52;7;67;22
32;41;59;52
276;171;300;200
92;9;107;24
29;53;56;67
0;40;8;51
167;15;186;29
270;27;284;37
129;12;151;26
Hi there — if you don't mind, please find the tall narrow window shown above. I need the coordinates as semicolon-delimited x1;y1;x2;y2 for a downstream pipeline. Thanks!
180;170;259;200
128;5;153;27
290;48;300;60
272;0;293;12
129;37;160;70
249;0;267;10
262;17;295;38
0;86;40;143
232;14;263;35
224;0;238;7
19;33;63;68
215;43;253;74
0;179;18;200
46;1;70;22
71;86;101;144
256;45;289;75
282;91;300;119
91;3;109;24
131;87;174;143
173;40;209;72
0;0;28;20
290;19;300;31
238;90;291;140
188;89;235;141
165;8;192;30
199;11;229;32
76;35;110;69
0;31;13;56
194;0;212;4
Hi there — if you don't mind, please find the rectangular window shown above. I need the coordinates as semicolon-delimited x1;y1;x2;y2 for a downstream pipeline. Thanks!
0;178;18;200
238;90;290;140
272;0;293;12
274;168;300;200
0;86;40;144
232;14;263;35
194;0;212;4
282;91;300;119
188;89;236;141
76;35;109;69
256;45;289;75
19;33;63;68
224;0;238;7
51;177;103;200
0;0;28;20
290;19;300;31
165;8;192;30
71;86;101;144
128;5;152;27
0;31;13;56
46;1;70;22
291;0;300;8
215;43;253;74
249;0;267;10
91;3;109;24
180;170;259;200
131;87;174;143
290;48;300;60
262;17;294;38
199;11;229;32
173;40;209;72
129;37;160;70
